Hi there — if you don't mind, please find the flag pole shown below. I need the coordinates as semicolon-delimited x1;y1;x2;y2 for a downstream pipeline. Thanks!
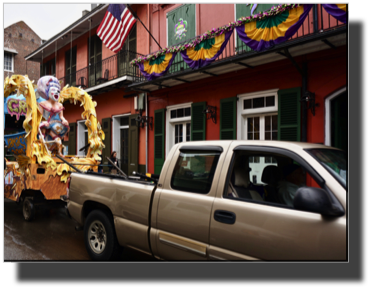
126;4;162;50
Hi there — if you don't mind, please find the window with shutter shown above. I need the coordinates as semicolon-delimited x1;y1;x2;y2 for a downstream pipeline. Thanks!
237;89;279;140
89;35;102;87
191;102;206;141
154;109;165;174
220;97;237;140
65;46;77;86
278;87;301;141
166;103;192;158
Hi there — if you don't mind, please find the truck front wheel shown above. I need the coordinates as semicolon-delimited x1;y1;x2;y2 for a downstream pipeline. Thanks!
84;210;122;261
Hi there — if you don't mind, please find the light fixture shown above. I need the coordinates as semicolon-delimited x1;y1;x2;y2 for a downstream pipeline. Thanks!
300;91;318;116
202;105;217;124
136;109;153;130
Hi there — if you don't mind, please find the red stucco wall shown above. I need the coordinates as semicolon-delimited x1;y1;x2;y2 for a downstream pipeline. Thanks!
146;46;347;173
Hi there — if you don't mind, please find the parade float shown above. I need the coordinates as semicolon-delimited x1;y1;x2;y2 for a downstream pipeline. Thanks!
4;74;105;221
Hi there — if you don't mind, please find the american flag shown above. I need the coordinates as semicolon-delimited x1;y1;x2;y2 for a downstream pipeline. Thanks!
97;4;137;53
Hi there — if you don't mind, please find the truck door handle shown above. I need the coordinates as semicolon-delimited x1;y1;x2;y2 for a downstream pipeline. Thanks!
214;210;236;225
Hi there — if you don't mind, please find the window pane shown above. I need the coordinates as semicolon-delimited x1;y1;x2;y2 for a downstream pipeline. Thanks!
186;123;191;141
254;132;259;140
244;99;252;109
265;116;271;132
248;133;253;140
4;53;12;71
171;110;177;119
171;151;221;194
272;115;278;131
254;117;259;132
177;108;184;118
179;124;183;142
272;131;278;140
266;96;275;107
248;117;253;132
120;116;129;126
185;107;191;117
265;131;271;140
252;97;265;108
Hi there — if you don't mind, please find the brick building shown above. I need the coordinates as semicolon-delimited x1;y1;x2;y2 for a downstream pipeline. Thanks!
4;21;42;83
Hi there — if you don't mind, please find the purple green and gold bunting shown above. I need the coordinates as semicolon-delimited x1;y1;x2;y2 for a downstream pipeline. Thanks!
236;4;313;52
180;30;233;70
137;52;177;81
322;4;347;24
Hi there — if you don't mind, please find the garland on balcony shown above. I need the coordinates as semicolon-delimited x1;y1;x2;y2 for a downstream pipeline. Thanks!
321;4;347;24
235;4;313;52
130;4;302;67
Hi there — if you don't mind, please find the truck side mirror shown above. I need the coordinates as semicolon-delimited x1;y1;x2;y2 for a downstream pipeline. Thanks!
293;187;345;217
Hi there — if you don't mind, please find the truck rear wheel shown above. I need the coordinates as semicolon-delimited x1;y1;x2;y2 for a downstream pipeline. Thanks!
23;197;35;222
84;210;122;261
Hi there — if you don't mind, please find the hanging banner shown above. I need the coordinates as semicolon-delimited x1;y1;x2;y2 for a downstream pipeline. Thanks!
322;4;347;24
236;4;313;52
137;52;177;81
180;30;233;70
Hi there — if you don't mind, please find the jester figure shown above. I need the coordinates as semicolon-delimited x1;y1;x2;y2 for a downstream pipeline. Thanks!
37;76;69;155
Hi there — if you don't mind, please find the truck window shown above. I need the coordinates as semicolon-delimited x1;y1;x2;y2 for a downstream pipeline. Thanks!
225;150;321;208
171;151;221;194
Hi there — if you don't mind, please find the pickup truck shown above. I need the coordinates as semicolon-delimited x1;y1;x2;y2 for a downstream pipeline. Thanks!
66;140;347;261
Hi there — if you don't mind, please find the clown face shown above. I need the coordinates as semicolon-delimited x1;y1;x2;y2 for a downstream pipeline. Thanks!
48;85;60;103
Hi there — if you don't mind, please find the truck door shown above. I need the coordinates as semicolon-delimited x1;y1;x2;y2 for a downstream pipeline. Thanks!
209;145;346;260
153;145;226;260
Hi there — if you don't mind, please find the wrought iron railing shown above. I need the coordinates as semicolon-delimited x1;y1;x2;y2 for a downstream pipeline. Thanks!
51;5;346;88
135;4;346;83
56;50;144;89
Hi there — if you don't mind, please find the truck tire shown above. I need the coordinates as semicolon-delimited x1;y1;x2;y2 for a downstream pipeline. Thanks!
84;210;122;261
23;197;35;222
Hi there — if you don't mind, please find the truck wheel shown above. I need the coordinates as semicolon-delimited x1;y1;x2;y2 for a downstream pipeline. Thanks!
84;210;122;261
23;198;35;222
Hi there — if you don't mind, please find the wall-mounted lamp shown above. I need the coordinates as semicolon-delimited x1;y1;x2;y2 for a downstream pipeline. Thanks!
202;105;217;124
136;109;153;130
300;91;318;116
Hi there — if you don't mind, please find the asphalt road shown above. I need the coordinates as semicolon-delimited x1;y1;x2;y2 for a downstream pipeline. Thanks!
4;198;154;261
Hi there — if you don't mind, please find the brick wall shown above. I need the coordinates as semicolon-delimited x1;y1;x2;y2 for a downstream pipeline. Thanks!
4;21;42;83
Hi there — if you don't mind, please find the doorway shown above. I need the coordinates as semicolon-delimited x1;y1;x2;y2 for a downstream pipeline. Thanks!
325;88;348;152
331;91;348;152
120;127;129;174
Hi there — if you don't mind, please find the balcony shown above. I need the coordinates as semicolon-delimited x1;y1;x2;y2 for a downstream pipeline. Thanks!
57;50;144;95
128;4;347;92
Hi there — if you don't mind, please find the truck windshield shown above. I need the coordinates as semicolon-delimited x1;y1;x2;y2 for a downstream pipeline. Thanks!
306;149;347;189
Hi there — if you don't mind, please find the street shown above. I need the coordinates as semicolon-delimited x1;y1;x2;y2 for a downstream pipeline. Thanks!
4;198;154;261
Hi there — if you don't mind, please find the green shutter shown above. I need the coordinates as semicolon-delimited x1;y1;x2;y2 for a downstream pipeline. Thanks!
68;122;77;155
191;102;206;141
102;117;112;173
278;87;301;141
154;109;165;175
128;114;139;176
220;97;237;140
167;4;195;74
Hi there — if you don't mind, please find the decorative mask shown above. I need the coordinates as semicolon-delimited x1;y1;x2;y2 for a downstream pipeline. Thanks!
37;76;61;102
